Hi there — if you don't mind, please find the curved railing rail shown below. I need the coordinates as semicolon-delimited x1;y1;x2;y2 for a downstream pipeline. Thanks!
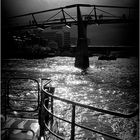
40;79;138;140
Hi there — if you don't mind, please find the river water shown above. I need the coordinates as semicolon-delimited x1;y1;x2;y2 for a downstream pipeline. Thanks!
1;56;139;140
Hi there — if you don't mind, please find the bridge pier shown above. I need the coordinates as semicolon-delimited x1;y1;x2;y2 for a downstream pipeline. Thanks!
75;5;89;69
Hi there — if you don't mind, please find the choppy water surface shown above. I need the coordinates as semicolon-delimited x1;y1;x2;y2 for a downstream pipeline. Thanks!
2;57;139;140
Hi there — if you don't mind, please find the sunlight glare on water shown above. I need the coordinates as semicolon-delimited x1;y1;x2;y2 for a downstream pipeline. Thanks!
2;57;138;140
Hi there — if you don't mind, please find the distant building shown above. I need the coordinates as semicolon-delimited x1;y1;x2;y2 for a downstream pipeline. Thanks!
56;33;63;48
70;37;77;45
39;31;71;49
45;32;56;42
63;31;70;47
87;38;91;45
40;31;56;42
70;37;90;46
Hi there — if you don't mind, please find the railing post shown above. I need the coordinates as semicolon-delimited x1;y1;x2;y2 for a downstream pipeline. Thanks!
39;88;49;138
49;87;55;129
71;105;75;140
39;89;45;137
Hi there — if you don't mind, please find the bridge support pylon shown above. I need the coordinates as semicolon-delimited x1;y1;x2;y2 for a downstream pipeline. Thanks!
75;5;89;69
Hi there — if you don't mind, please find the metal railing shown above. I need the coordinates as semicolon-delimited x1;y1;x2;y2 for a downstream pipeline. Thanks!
3;78;138;140
40;79;138;140
5;78;40;119
2;78;41;140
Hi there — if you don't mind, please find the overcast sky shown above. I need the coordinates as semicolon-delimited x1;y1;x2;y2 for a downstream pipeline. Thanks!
2;0;138;16
2;0;138;46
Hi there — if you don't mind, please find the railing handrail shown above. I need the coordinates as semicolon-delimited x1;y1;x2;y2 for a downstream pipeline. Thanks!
42;86;138;118
4;78;138;140
41;80;138;140
43;100;122;140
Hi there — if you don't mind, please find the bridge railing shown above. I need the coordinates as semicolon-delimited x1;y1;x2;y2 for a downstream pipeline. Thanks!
40;79;138;140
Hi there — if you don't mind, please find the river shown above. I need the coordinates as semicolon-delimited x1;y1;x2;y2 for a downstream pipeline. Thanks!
1;56;139;140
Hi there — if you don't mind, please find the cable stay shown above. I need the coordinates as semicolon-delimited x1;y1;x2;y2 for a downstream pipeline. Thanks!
6;4;138;30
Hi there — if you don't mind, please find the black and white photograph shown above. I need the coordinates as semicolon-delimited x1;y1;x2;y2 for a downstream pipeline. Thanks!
1;0;139;140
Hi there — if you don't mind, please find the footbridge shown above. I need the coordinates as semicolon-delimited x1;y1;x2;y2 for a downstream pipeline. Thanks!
6;4;138;69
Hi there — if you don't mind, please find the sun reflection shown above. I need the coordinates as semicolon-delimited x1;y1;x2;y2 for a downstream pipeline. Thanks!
3;57;138;139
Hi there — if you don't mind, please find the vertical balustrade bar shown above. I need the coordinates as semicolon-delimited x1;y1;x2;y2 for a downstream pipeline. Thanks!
71;105;76;140
39;89;45;137
50;87;55;129
39;81;49;138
